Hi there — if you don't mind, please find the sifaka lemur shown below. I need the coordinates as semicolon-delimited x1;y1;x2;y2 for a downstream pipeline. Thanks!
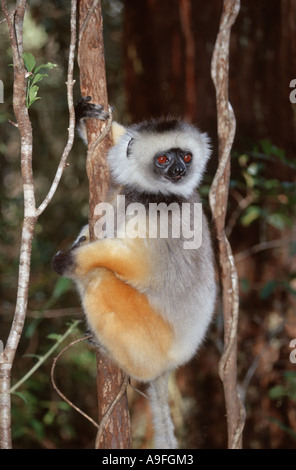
52;98;216;448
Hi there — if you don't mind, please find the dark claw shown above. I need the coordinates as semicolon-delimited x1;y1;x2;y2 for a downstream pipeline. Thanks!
75;96;110;122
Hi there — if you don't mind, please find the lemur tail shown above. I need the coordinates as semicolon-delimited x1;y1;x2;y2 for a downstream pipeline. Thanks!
148;372;178;449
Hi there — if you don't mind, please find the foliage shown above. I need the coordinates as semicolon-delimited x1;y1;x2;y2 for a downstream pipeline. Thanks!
10;319;81;396
228;139;296;302
11;327;97;448
23;52;57;107
268;372;296;441
231;140;296;230
259;278;296;301
269;371;296;403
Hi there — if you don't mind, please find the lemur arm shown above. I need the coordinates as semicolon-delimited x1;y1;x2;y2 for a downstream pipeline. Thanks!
53;236;152;290
75;237;151;288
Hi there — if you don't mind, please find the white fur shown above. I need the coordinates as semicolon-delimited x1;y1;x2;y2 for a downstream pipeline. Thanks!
108;122;211;197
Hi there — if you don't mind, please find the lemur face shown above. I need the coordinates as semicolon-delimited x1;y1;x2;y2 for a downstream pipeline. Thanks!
107;117;211;197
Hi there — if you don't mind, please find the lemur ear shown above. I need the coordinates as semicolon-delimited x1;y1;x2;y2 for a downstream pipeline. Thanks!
126;138;134;158
111;122;126;145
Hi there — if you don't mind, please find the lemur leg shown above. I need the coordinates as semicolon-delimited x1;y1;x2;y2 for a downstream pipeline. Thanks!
83;270;174;381
52;236;173;380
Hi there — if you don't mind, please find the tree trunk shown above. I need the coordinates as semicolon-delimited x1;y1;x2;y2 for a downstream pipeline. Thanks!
77;0;132;449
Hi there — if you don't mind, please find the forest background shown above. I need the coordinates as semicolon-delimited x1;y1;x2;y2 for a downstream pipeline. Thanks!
0;0;296;449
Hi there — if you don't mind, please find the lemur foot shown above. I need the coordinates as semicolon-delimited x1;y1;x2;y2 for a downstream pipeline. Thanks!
52;249;73;276
75;96;110;122
52;228;88;276
85;328;108;355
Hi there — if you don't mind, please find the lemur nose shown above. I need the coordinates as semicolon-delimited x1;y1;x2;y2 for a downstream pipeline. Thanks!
173;165;186;176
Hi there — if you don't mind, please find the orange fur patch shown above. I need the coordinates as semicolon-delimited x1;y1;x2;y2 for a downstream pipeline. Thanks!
83;270;174;381
75;238;151;288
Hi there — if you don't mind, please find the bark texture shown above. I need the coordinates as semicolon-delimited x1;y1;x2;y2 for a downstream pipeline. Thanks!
78;0;132;449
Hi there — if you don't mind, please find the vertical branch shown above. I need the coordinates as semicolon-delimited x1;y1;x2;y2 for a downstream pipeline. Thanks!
0;0;35;449
0;0;77;449
209;0;245;449
77;0;132;449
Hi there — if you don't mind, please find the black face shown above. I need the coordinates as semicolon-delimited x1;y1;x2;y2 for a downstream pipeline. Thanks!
154;148;192;182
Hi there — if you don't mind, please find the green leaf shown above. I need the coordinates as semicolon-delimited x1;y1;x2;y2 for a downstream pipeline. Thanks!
283;370;296;381
242;170;255;188
263;179;280;191
241;205;262;226
23;57;57;107
11;391;29;404
266;213;292;230
31;419;45;439
26;85;41;107
31;97;41;106
34;62;57;73
47;333;62;341
260;139;274;156
23;52;36;72
58;401;70;411
238;154;249;167
269;385;286;400
31;73;48;86
43;409;55;426
29;85;39;100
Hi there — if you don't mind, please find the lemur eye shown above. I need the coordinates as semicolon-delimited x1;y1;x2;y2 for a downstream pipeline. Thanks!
157;155;169;164
184;154;192;163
